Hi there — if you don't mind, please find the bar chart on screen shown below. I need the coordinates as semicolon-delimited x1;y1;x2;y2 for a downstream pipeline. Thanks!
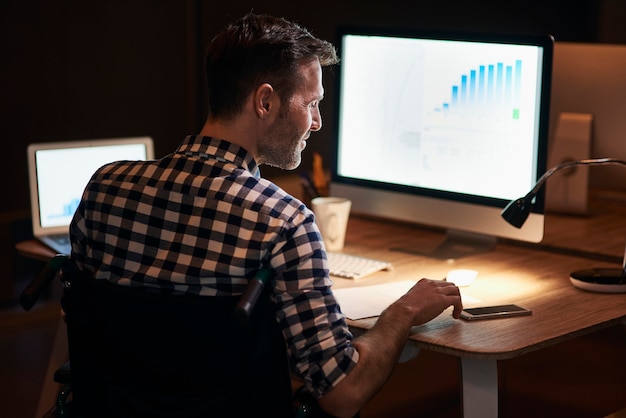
435;59;523;120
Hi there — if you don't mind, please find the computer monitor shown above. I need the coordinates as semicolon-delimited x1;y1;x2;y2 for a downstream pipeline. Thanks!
331;27;554;259
28;137;155;237
548;42;626;194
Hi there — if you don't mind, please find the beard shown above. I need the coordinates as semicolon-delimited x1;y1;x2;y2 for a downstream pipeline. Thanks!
257;114;307;170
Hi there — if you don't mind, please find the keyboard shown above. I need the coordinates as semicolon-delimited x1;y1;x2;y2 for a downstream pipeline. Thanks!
327;252;393;280
40;233;72;255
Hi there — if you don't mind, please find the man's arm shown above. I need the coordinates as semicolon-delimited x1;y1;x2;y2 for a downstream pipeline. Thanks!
318;278;463;418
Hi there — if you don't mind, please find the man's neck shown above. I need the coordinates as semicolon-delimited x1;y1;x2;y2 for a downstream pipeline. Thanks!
198;116;258;158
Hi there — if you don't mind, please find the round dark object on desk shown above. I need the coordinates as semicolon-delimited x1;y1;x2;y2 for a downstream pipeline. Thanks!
570;268;626;293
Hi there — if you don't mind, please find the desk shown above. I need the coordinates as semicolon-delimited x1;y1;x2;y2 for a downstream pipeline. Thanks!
15;239;58;261
332;210;626;418
17;192;626;417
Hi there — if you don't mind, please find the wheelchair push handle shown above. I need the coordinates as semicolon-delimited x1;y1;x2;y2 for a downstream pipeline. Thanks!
234;267;273;323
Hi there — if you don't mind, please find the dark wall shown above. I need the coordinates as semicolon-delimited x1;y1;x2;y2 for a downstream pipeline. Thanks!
2;0;624;216
2;0;199;215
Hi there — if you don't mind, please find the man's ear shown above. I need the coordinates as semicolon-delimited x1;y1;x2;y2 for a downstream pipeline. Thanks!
254;83;276;119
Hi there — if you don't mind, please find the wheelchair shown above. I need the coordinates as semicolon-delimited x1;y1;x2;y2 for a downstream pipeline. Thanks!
20;254;340;418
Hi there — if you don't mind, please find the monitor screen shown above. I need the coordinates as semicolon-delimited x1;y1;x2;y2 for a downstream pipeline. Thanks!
28;137;155;236
331;28;554;258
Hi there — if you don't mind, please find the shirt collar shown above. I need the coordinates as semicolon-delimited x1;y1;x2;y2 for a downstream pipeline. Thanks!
175;135;261;178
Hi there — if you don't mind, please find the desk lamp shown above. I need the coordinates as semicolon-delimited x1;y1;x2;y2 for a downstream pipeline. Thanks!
501;158;626;293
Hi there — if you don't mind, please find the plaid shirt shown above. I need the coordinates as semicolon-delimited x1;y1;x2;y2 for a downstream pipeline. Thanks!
69;135;358;397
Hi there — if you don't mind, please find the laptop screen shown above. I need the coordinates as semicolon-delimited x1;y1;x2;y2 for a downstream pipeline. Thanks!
27;137;155;237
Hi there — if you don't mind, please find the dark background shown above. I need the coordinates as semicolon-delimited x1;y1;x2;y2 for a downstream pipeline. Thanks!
3;0;626;214
2;0;626;299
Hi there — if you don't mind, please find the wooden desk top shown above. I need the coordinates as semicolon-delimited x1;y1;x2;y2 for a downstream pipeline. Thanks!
15;190;626;361
334;214;626;360
15;239;58;262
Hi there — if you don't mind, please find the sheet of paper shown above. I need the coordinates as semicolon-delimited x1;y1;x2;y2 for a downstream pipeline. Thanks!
333;280;481;320
333;281;416;320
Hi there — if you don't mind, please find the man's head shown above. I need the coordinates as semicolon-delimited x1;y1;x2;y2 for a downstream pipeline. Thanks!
204;13;338;121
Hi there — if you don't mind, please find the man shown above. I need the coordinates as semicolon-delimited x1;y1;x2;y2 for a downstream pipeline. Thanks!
70;13;463;418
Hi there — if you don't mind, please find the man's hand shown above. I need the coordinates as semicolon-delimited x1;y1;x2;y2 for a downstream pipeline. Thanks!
397;278;463;324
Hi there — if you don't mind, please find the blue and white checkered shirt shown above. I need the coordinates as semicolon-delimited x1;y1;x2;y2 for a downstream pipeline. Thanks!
69;135;358;397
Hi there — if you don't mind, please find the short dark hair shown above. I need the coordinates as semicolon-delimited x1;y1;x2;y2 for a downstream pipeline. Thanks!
204;13;339;119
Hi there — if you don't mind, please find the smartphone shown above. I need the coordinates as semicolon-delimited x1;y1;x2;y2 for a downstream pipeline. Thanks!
460;304;532;321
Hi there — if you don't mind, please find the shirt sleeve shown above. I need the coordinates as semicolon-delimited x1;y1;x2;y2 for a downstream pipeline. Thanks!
269;211;359;399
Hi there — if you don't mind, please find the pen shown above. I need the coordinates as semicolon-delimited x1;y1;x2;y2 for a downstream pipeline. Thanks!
300;172;320;199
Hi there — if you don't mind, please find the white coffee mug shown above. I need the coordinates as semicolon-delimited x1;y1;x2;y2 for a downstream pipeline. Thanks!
311;197;352;251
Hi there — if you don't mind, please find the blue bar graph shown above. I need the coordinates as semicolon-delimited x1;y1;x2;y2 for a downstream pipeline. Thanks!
50;198;80;221
439;59;522;119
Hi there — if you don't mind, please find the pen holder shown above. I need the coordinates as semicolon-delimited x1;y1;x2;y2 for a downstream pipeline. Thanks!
300;171;329;207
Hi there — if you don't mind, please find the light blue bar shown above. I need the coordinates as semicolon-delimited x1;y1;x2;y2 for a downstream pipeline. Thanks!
505;65;513;104
496;62;504;103
514;60;522;105
461;75;468;105
487;64;495;103
470;70;477;103
478;65;485;103
452;85;459;107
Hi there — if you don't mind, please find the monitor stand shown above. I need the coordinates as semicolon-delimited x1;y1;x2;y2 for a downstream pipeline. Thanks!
545;111;593;214
391;229;497;260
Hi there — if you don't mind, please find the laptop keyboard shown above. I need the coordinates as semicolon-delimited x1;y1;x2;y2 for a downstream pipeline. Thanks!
327;252;392;280
40;233;72;255
50;234;70;245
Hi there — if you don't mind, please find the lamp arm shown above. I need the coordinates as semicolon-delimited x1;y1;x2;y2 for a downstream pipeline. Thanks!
502;158;626;230
529;158;626;197
503;157;626;286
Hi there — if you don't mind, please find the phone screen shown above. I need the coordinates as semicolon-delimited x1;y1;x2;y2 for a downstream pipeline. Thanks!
460;304;532;320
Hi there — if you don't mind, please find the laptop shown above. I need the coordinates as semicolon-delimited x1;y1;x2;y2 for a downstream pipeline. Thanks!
27;136;155;255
